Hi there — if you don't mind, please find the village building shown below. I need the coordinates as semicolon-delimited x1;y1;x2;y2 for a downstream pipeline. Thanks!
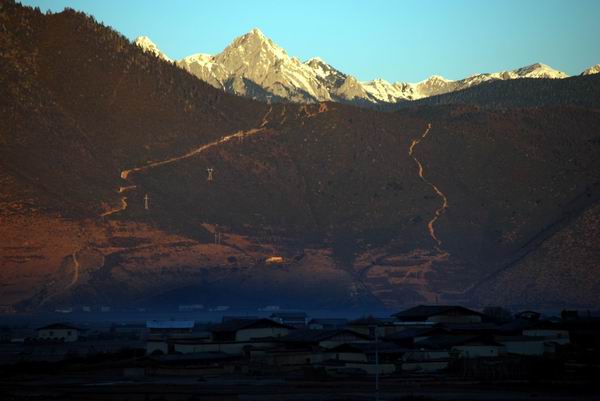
495;335;561;356
308;318;348;330
170;336;277;356
270;312;308;327
251;347;328;371
451;339;505;358
393;305;484;324
0;326;11;343
211;318;293;342
146;320;194;336
384;327;446;347
36;323;80;342
146;320;195;354
346;316;399;338
111;322;146;339
522;321;570;344
281;329;372;349
401;349;451;373
323;342;403;375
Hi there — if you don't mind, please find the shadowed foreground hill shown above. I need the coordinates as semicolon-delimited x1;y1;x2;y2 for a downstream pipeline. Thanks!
1;1;599;311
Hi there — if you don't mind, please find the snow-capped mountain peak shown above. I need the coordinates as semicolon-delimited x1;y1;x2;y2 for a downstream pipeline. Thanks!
581;64;600;76
306;56;326;64
511;62;568;79
177;29;332;102
424;75;452;83
223;28;288;62
143;29;594;106
134;36;172;62
181;53;213;63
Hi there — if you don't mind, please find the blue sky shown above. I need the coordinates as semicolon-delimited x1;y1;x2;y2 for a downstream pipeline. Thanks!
22;0;600;82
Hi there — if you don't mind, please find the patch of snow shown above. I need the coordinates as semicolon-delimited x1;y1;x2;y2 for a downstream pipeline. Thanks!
581;64;600;76
134;36;172;62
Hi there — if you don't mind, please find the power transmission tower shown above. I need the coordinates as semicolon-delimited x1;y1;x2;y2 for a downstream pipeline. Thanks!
207;168;214;182
144;193;149;210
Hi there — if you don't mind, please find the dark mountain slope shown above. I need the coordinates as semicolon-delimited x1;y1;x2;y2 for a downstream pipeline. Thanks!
470;200;600;309
1;1;599;311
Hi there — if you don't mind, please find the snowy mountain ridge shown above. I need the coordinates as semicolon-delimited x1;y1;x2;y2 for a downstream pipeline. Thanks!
134;36;172;62
135;29;598;106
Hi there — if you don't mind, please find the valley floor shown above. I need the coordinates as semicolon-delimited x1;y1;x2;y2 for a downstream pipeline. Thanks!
2;374;599;401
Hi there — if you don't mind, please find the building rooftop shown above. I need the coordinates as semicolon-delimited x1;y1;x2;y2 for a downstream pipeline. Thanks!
146;320;194;330
393;305;483;321
329;342;409;354
414;334;491;350
36;323;80;331
384;327;444;342
210;318;292;333
282;329;371;343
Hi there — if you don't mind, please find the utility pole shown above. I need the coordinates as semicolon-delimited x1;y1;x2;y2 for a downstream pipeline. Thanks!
370;324;380;401
207;168;214;182
375;327;380;401
214;226;221;245
144;193;149;210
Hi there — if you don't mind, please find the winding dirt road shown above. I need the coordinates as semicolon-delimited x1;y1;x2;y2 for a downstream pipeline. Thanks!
298;102;329;125
408;123;449;247
66;250;80;290
38;248;82;307
100;106;274;217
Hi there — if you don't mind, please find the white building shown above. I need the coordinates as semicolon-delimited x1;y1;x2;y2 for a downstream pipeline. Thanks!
211;319;293;342
495;336;557;356
452;342;504;358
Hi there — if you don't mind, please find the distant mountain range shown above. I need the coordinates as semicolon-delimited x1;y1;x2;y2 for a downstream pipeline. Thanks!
135;29;600;107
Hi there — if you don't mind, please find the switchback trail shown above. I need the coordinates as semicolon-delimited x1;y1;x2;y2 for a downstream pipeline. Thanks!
408;123;449;248
298;102;329;125
100;106;274;217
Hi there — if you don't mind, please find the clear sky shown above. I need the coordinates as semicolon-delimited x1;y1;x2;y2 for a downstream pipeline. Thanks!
21;0;600;82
